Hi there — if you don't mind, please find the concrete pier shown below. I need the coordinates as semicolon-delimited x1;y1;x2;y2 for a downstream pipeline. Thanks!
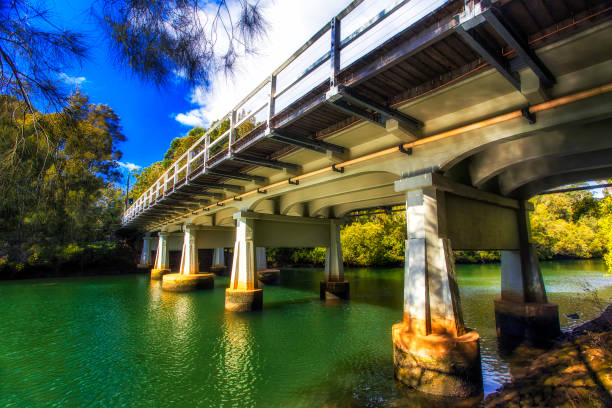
210;247;228;275
256;247;280;285
393;179;482;397
150;232;170;280
320;219;349;300
137;232;152;269
495;203;560;343
162;225;214;292
226;216;263;311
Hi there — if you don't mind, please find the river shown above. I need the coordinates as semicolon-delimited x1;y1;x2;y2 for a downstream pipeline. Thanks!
0;259;610;407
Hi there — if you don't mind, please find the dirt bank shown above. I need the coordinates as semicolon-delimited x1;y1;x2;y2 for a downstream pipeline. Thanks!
484;305;612;408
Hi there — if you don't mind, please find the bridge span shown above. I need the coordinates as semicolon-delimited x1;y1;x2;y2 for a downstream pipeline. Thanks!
124;0;612;398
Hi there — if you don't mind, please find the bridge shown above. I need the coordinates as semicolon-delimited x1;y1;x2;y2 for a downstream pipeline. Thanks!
123;0;612;398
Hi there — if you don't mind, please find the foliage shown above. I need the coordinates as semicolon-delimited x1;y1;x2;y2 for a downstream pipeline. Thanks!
599;196;612;271
100;0;266;86
0;92;132;278
530;190;604;259
341;212;405;266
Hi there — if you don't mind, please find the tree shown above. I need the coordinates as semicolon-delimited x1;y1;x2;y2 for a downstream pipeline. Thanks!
0;92;127;276
100;0;266;86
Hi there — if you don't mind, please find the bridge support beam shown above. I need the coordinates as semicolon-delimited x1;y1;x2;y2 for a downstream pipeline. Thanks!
226;217;263;312
210;248;227;275
320;219;349;300
151;232;171;280
162;225;214;292
393;179;482;397
138;232;152;268
257;247;280;285
495;202;559;344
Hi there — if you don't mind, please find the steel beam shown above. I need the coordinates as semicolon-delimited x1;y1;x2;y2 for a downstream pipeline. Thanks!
173;188;224;199
188;180;244;192
326;85;422;132
206;169;267;184
455;25;520;90
483;10;555;88
267;129;346;154
230;153;301;171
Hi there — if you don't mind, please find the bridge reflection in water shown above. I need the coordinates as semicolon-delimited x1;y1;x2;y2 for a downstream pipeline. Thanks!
124;0;612;398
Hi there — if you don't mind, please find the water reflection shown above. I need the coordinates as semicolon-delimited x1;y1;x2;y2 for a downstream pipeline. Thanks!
215;314;258;406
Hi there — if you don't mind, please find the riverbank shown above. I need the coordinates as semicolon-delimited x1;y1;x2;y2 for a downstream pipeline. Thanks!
484;304;612;407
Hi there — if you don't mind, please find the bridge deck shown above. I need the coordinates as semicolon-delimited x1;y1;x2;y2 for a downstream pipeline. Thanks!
124;0;612;228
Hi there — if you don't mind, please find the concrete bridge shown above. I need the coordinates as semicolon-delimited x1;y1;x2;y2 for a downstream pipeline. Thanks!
123;0;612;398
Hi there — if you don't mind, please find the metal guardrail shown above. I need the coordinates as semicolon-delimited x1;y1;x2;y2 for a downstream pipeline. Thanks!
122;0;455;225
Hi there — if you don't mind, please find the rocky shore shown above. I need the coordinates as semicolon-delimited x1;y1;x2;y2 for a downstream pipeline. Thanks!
484;304;612;408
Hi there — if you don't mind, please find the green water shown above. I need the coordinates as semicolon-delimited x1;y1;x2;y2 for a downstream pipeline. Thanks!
0;260;610;407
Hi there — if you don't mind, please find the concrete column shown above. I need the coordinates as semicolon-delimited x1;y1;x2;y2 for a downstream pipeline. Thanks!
320;219;349;300
162;225;214;292
392;187;482;397
226;217;263;311
210;248;227;275
179;226;198;275
150;232;170;280
256;247;280;285
138;232;152;268
495;201;560;343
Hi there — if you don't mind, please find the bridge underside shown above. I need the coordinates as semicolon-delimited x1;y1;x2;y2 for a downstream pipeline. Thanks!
130;0;612;399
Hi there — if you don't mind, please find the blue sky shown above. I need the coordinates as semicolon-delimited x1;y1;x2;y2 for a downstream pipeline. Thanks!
48;0;356;179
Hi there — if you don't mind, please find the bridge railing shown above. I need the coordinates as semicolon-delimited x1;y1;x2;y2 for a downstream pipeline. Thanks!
123;0;456;225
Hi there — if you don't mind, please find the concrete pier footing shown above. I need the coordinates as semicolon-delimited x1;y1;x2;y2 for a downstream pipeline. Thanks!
494;299;560;343
258;269;280;285
161;273;214;292
210;265;228;276
320;280;350;300
392;322;483;397
211;248;227;275
150;268;171;280
225;289;263;312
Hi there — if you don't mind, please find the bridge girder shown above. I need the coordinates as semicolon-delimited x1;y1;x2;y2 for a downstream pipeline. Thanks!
499;148;612;197
468;119;612;188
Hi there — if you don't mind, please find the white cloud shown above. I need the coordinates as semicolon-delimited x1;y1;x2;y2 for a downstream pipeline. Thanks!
118;161;142;172
174;109;207;127
59;72;87;86
175;0;348;127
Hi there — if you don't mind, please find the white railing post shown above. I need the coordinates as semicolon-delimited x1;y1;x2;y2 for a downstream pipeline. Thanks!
268;74;276;130
204;134;210;172
186;148;192;183
173;163;179;191
229;110;237;152
330;16;341;88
